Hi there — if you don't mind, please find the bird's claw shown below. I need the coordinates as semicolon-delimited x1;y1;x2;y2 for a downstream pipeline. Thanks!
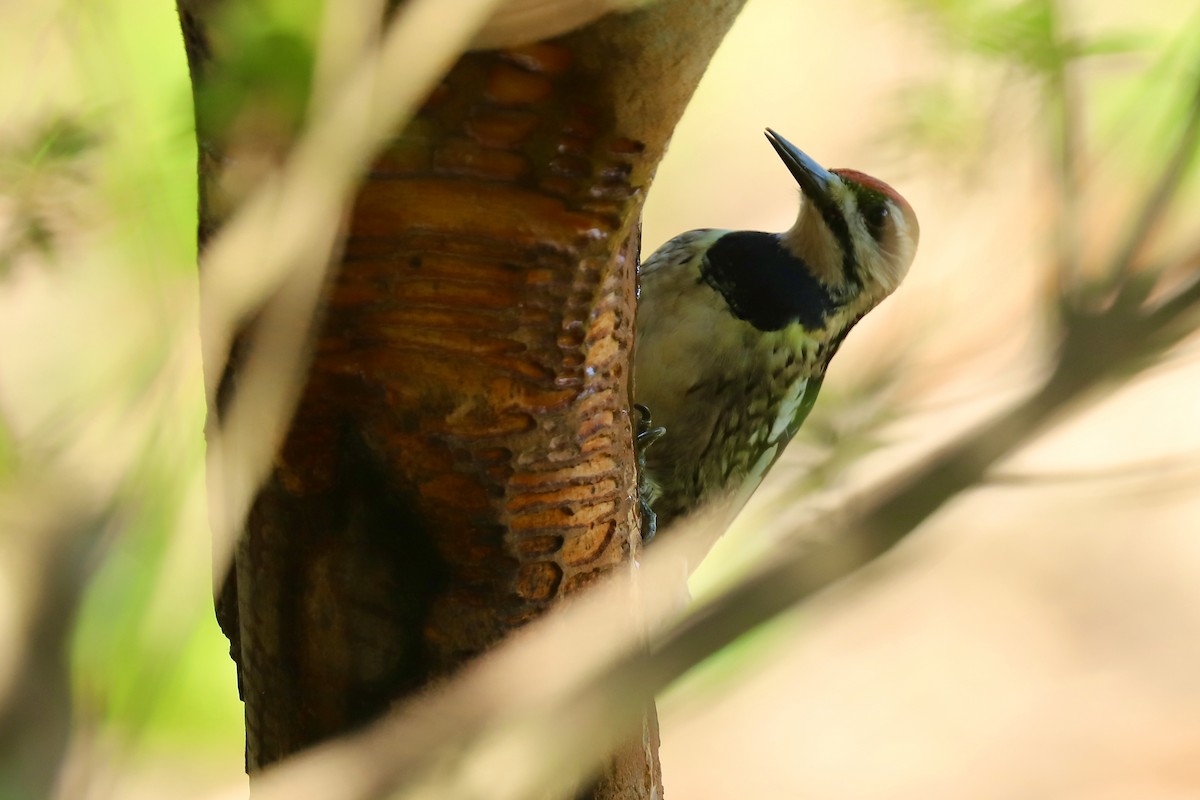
634;403;665;544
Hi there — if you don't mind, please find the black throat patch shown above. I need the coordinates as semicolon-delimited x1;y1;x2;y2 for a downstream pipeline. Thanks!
700;232;837;332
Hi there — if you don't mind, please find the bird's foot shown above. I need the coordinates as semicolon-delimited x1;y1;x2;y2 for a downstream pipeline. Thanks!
634;403;665;544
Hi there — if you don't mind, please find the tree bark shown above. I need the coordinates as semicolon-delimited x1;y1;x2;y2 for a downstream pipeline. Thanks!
178;1;746;795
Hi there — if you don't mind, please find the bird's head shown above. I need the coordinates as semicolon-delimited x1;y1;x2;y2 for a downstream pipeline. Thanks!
766;129;919;316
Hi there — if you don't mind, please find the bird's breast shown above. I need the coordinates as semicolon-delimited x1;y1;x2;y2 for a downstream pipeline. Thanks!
636;280;821;524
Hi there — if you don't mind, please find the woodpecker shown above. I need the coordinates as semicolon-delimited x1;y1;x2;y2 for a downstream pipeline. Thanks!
634;129;919;537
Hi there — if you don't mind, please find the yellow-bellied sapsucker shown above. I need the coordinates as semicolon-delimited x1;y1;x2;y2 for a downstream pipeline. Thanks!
634;129;919;537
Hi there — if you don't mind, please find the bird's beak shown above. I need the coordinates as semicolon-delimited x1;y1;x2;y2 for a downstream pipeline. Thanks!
764;128;837;204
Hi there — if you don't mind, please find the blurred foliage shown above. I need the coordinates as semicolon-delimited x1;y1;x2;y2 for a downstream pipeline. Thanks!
0;0;246;787
899;0;1146;68
885;0;1198;180
0;117;100;275
194;0;325;144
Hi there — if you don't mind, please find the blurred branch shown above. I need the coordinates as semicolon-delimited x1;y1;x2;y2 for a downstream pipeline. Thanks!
0;484;108;800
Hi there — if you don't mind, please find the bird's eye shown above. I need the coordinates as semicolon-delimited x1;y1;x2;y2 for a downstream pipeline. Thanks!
864;202;889;241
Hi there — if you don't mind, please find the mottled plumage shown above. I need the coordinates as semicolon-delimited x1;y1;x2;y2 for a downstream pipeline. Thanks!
634;130;919;533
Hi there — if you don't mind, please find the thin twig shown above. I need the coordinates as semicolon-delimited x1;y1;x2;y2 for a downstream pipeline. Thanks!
1048;0;1086;299
1105;63;1200;285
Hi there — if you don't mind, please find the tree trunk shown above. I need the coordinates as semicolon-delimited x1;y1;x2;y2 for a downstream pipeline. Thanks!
178;1;746;796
